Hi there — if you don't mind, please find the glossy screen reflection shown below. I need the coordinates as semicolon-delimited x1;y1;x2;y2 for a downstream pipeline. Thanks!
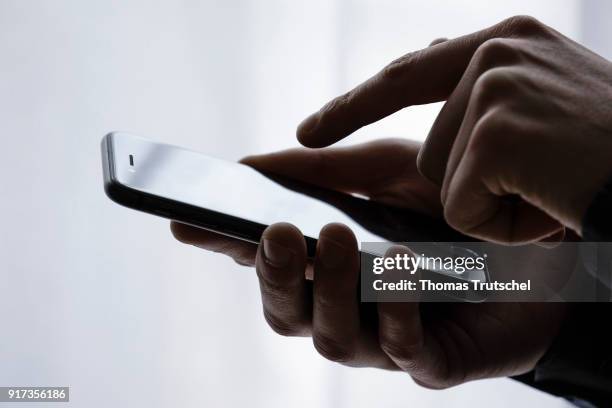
109;132;466;251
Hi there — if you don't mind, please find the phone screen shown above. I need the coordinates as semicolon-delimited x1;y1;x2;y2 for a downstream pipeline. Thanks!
106;132;464;246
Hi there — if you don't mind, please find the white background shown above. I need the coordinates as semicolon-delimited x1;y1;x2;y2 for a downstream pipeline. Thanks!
1;1;606;407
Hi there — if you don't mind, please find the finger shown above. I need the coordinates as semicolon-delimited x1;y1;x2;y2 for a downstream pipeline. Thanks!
437;67;562;243
377;246;445;386
311;223;361;364
241;138;422;195
429;37;448;46
439;67;520;203
297;16;546;148
256;223;311;336
418;40;524;185
443;153;563;244
171;221;257;266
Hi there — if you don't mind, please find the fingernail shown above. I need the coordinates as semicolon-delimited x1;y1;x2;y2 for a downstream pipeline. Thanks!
318;238;348;270
262;239;292;268
298;113;320;134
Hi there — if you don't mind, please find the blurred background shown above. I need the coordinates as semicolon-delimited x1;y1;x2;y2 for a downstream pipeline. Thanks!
1;1;609;407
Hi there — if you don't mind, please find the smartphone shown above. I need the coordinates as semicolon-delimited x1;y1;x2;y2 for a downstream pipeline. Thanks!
101;132;487;301
101;132;469;247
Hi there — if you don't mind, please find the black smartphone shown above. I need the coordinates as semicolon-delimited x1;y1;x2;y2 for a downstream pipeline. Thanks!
101;132;470;251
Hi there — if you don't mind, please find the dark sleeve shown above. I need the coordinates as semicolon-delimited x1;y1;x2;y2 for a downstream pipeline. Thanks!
513;304;612;408
512;179;612;407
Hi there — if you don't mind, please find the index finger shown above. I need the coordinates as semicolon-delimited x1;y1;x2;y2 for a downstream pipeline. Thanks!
296;16;542;148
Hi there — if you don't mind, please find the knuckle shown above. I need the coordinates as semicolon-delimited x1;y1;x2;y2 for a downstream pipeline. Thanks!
319;92;351;118
502;15;545;36
256;265;292;292
313;333;355;363
381;51;420;82
468;108;512;159
379;336;419;369
471;68;516;106
381;61;401;81
475;38;519;69
260;282;293;305
314;288;353;309
474;106;515;143
263;309;304;337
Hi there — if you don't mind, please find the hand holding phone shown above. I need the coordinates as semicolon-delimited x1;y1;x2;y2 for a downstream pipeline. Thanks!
102;132;566;386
